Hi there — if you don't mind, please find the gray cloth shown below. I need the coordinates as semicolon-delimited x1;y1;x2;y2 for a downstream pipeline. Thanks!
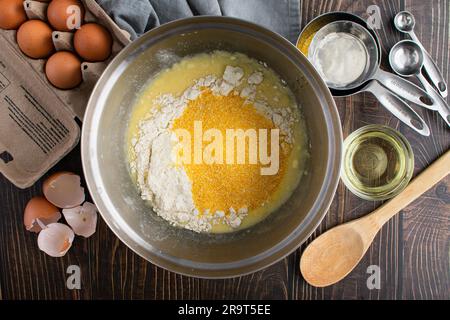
97;0;300;44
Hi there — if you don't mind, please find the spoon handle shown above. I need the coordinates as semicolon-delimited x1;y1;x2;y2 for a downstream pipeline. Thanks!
417;73;450;127
364;81;430;136
371;149;450;227
374;69;435;110
409;32;448;98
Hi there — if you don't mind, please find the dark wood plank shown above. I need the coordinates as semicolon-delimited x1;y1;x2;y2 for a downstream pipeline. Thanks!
0;0;449;300
402;0;450;300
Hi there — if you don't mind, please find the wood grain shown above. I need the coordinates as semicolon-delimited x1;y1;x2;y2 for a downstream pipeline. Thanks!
0;0;449;300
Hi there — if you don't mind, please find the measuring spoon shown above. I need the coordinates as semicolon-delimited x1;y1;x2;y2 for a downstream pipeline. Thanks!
361;80;430;136
394;11;448;98
390;40;450;128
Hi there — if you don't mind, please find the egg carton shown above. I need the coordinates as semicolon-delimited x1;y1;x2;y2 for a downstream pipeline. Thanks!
0;0;132;188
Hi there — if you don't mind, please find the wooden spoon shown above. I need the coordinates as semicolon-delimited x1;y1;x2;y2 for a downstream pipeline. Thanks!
300;150;450;287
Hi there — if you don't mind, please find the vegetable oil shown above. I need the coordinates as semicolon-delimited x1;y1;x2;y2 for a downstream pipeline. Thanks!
341;125;414;201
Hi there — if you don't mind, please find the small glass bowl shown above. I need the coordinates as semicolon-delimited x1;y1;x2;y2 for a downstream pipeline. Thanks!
341;125;414;201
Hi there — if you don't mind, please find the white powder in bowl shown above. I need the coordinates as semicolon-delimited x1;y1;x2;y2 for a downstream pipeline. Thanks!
311;32;368;87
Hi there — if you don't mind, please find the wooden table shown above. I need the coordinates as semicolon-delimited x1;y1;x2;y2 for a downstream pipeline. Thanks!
1;0;449;300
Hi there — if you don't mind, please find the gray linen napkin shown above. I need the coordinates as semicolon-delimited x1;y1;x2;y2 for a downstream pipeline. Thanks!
96;0;300;43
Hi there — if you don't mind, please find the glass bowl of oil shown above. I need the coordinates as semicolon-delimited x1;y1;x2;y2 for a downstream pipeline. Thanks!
341;125;414;201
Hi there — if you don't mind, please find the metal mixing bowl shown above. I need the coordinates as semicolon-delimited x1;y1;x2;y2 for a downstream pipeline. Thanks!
81;17;342;278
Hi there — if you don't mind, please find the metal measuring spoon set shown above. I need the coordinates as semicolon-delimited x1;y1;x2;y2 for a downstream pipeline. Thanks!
390;11;450;128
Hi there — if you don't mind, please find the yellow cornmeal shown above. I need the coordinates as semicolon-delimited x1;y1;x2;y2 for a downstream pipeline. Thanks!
297;32;316;56
172;89;288;214
128;51;309;233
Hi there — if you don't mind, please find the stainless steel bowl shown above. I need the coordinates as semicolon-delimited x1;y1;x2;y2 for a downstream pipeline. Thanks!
81;17;342;278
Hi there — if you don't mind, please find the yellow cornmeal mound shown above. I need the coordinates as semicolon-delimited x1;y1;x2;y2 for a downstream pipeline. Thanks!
172;90;289;214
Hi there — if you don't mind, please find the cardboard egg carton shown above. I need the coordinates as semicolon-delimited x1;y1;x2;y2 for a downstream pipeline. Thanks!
0;0;132;188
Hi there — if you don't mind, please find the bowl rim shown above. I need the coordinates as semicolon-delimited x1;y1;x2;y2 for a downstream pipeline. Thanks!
81;16;343;278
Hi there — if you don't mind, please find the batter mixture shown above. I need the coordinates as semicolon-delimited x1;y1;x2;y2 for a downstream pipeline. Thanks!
127;51;309;233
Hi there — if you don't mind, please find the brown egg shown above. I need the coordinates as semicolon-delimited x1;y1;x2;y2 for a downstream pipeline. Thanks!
74;23;113;62
45;52;83;89
17;20;54;59
47;0;85;32
0;0;27;30
24;196;61;233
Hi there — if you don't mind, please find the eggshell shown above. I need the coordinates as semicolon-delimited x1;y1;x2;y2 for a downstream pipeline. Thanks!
63;202;98;238
74;23;112;62
45;52;83;89
17;20;54;59
47;0;85;32
24;196;61;233
0;0;27;30
37;223;74;257
43;171;85;208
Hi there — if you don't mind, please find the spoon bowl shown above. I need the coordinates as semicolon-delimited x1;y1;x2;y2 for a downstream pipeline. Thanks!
389;40;424;77
300;223;368;287
394;11;416;33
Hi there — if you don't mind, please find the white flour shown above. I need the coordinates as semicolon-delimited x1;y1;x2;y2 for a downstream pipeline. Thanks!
311;32;367;87
130;65;297;233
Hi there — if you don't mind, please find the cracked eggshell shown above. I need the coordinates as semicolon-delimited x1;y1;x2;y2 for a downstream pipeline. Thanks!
37;223;74;257
43;172;85;209
24;196;61;233
63;202;98;238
